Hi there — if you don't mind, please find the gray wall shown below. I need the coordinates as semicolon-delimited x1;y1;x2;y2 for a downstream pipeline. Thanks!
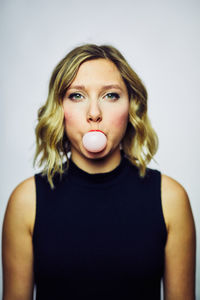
1;0;199;298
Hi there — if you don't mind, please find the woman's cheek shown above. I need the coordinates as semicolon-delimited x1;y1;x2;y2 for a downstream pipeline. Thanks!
111;109;129;128
63;110;77;125
63;110;86;138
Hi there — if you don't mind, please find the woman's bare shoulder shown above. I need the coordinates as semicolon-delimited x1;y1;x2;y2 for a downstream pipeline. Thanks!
11;176;35;195
161;174;187;195
5;176;36;236
8;177;36;213
161;174;194;232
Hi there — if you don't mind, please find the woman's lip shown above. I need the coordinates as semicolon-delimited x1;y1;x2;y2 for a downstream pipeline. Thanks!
88;130;105;134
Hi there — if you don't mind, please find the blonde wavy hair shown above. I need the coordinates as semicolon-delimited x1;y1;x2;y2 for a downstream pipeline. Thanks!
34;44;158;188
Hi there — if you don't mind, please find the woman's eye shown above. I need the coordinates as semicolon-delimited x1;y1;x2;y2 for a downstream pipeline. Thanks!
105;93;120;100
68;93;83;100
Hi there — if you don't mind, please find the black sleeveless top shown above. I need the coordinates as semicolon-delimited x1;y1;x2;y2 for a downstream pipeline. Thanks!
33;155;167;299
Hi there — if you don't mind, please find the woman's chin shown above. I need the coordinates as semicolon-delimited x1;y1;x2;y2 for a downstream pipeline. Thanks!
83;147;107;159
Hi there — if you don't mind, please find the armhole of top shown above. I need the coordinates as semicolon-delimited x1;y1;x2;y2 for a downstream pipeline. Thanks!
158;171;168;243
32;174;39;244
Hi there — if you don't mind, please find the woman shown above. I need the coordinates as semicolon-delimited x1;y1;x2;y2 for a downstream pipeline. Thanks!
2;44;196;299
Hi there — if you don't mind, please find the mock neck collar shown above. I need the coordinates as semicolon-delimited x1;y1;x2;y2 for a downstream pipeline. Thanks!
67;153;129;186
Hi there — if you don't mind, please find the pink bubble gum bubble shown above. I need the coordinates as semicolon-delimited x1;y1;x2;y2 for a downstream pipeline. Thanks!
82;130;107;153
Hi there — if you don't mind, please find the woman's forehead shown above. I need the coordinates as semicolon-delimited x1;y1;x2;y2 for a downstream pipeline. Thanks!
69;58;127;90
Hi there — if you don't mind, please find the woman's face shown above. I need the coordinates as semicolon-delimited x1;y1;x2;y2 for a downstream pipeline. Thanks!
63;58;129;161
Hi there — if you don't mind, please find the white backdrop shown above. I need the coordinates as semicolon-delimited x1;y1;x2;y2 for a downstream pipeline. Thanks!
0;0;199;298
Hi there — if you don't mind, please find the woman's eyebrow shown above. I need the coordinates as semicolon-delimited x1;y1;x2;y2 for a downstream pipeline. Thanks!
68;84;124;92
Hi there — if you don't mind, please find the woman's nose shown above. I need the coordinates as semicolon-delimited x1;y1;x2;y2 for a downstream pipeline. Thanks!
87;101;102;123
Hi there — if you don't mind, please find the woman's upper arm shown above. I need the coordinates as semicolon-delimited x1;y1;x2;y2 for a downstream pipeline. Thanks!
2;177;36;300
161;174;196;300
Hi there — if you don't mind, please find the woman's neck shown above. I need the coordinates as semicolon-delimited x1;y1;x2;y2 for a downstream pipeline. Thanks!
70;147;122;174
